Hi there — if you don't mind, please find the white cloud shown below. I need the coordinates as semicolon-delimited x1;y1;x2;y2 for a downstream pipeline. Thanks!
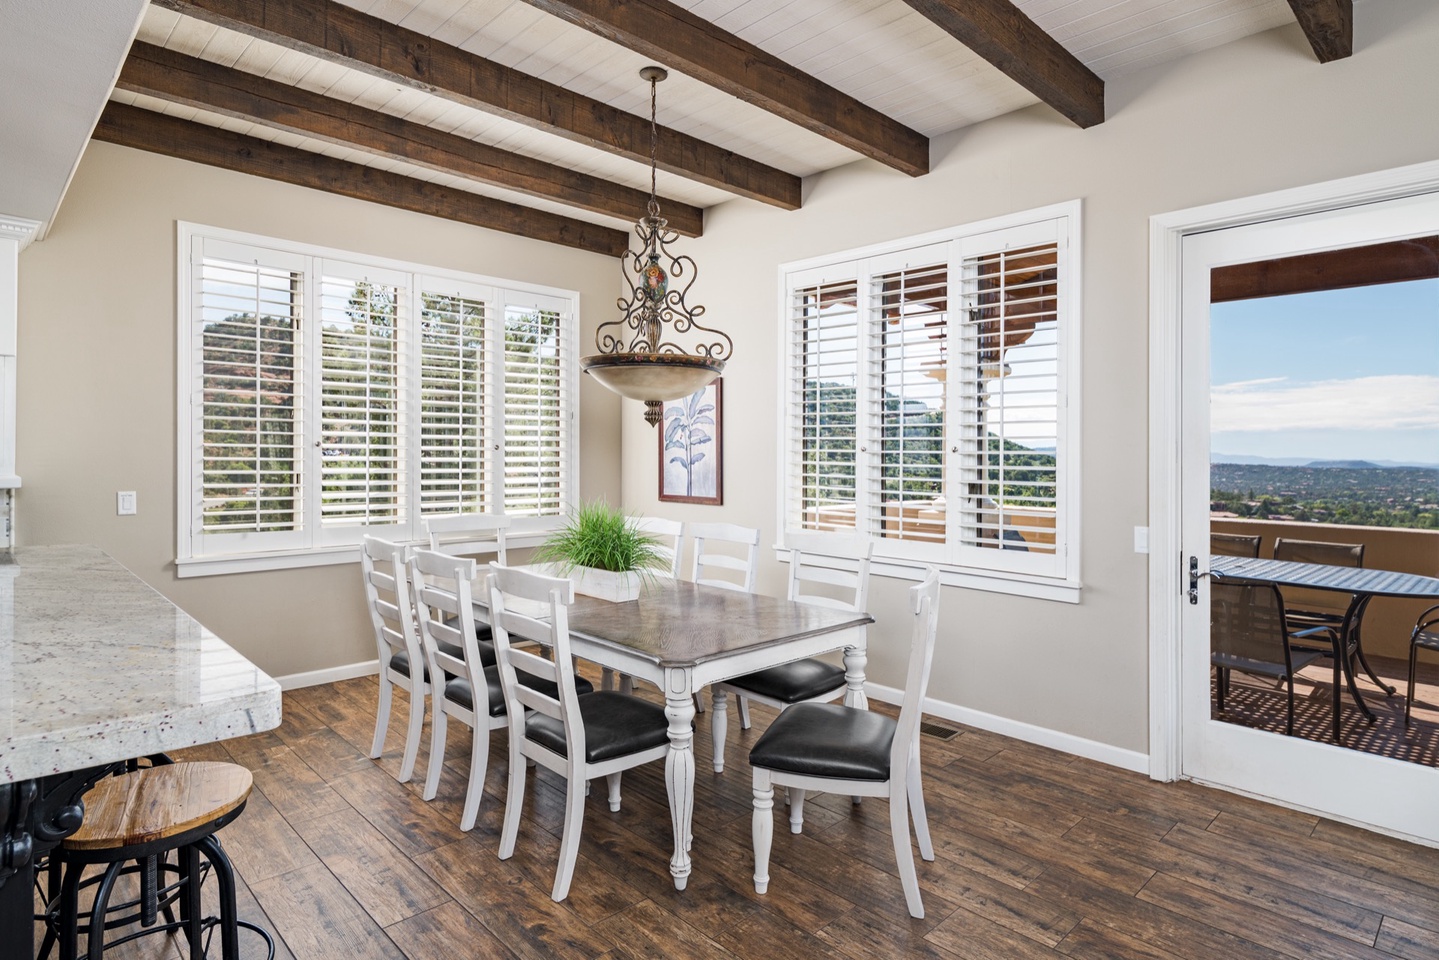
1212;375;1439;433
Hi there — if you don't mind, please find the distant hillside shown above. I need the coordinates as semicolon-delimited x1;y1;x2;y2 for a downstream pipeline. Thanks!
1211;463;1439;529
1213;453;1439;468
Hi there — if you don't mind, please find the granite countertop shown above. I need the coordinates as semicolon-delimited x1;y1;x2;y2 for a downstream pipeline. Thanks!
0;545;281;782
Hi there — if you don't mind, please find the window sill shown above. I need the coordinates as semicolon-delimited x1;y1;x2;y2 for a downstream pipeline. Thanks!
176;529;558;579
773;547;1082;604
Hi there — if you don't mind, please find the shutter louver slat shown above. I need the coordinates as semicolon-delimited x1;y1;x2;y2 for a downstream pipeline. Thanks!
419;290;487;517
956;242;1060;556
874;264;948;546
319;275;405;527
790;279;863;534
196;256;301;535
503;305;568;518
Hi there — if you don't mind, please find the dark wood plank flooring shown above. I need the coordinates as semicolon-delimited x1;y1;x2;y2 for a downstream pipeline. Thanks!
36;668;1439;960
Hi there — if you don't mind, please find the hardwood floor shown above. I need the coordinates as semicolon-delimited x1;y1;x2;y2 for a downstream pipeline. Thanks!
36;669;1439;960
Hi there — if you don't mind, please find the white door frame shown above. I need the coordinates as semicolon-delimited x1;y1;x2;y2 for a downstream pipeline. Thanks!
1147;159;1439;783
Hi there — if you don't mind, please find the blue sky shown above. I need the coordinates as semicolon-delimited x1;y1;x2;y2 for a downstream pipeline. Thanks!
1211;278;1439;464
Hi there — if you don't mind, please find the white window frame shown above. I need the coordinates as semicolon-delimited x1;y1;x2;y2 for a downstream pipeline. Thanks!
776;200;1082;602
176;222;579;577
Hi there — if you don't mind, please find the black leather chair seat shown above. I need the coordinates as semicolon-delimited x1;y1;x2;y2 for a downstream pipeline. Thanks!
749;702;895;781
526;692;668;763
726;658;845;704
390;637;495;680
444;671;595;718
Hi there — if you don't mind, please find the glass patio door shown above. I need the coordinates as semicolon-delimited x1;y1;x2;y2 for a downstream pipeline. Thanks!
1179;191;1439;844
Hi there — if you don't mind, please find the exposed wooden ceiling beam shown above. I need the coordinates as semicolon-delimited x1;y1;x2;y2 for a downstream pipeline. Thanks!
93;102;629;257
517;0;929;177
150;0;800;210
116;42;703;238
1286;0;1353;63
1211;237;1437;303
896;0;1104;128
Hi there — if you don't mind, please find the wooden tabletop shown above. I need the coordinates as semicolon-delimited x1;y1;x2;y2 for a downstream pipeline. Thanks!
65;761;253;850
564;579;872;668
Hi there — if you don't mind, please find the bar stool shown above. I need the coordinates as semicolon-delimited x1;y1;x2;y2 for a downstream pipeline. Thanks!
39;761;268;960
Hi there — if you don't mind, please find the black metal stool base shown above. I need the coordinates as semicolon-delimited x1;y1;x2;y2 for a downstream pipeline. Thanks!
39;809;273;960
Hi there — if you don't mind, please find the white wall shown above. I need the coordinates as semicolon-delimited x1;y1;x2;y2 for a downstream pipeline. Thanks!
17;142;621;679
620;0;1439;758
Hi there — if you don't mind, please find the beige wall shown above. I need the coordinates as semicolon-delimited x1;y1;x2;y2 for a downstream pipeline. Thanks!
620;0;1439;756
16;142;621;679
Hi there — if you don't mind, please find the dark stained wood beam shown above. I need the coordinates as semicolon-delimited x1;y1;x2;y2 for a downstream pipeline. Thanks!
517;0;929;177
93;102;629;257
117;42;703;237
1286;0;1353;63
150;0;801;210
1211;237;1438;303
896;0;1104;128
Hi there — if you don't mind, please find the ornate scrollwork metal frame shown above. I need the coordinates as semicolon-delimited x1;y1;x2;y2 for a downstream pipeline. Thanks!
595;206;733;363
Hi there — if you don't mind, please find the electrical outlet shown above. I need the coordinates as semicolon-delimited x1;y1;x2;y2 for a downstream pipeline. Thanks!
117;491;137;516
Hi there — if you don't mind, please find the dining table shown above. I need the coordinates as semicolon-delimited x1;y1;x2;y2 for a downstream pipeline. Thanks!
1210;554;1439;729
0;545;281;956
486;575;872;891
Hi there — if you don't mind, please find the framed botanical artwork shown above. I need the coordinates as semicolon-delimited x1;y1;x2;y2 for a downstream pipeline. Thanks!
659;377;723;505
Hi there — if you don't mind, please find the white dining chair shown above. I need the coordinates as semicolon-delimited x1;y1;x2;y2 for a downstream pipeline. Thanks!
689;521;760;592
409;549;502;831
489;563;670;902
361;536;428;783
711;531;872;771
425;512;510;563
633;516;685;579
749;568;940;919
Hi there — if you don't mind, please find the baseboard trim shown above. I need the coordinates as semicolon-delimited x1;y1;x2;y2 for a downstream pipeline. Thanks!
276;659;379;691
866;682;1149;775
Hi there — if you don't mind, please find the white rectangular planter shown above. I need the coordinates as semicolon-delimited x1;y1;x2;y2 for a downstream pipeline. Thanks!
567;565;642;603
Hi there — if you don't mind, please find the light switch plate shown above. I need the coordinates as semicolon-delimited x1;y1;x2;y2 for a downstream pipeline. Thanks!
1133;525;1149;554
117;491;137;516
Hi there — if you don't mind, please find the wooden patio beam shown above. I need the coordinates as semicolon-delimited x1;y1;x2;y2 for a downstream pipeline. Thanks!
1286;0;1353;63
117;42;703;237
150;0;801;209
93;102;630;257
517;0;930;177
896;0;1104;128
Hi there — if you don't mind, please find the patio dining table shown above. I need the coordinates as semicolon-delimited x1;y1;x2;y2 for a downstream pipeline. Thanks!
1210;554;1439;732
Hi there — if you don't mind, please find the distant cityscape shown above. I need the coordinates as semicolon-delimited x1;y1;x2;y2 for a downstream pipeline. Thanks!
1210;459;1439;529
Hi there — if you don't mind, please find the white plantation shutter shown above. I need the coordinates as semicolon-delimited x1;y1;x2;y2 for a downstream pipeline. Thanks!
417;279;490;516
190;238;305;554
871;252;948;551
178;226;581;571
501;293;572;518
955;221;1064;573
317;262;408;531
780;205;1078;594
786;267;868;535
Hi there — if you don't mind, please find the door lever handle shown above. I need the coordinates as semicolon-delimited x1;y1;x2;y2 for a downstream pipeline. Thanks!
1188;555;1212;605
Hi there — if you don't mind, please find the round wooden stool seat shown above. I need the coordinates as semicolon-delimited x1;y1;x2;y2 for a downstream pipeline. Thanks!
65;762;253;851
40;761;268;960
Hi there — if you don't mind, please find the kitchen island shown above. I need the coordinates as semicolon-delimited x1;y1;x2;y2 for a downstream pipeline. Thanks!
0;545;281;954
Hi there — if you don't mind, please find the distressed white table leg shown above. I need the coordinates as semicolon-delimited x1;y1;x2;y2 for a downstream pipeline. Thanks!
843;635;869;710
664;667;697;890
710;686;729;773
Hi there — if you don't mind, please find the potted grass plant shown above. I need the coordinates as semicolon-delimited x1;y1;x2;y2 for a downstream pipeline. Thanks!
534;500;668;602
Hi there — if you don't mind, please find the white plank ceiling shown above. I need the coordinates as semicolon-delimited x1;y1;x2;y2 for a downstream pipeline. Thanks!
122;0;1299;231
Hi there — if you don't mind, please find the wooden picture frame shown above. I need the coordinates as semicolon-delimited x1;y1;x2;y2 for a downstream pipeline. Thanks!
658;377;723;505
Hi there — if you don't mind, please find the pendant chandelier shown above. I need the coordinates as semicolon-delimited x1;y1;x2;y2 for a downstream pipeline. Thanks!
580;66;732;427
